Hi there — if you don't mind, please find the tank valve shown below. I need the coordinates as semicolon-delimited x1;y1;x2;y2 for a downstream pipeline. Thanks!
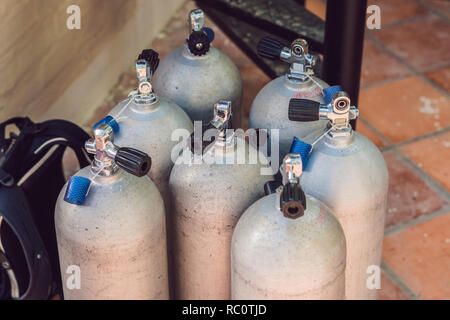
85;124;151;177
92;49;160;133
279;154;306;219
190;100;233;154
134;49;160;103
257;37;317;82
210;100;232;133
289;90;359;137
64;123;152;205
64;124;151;205
187;9;214;56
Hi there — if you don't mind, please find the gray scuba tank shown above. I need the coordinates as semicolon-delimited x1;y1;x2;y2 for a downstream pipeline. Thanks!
152;9;243;127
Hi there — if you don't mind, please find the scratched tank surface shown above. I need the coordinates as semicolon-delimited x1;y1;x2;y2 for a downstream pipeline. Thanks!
232;194;346;299
56;167;168;300
170;136;273;300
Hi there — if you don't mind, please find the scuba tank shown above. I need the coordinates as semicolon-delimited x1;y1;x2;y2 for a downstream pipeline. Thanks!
249;37;329;161
152;9;243;127
99;49;192;299
55;124;168;300
96;49;193;204
169;100;273;299
288;91;389;300
232;154;346;300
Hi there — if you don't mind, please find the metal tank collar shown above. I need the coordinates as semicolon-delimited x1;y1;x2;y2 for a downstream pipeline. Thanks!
182;44;210;59
323;123;355;147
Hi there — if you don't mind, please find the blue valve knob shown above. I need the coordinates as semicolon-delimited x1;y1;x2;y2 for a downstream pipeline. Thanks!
64;176;91;205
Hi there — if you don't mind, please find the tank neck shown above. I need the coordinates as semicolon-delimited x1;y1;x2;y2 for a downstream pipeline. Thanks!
284;74;314;88
286;63;313;83
89;165;123;183
130;95;160;113
90;157;119;177
208;133;236;153
182;44;211;60
323;126;355;147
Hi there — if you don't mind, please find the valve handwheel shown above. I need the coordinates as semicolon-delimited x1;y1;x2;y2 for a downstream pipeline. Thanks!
187;31;210;56
138;49;160;75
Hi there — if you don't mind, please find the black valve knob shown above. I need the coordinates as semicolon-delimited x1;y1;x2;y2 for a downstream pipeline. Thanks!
138;49;160;75
264;180;283;196
115;147;151;177
257;37;285;60
280;183;306;219
187;31;210;56
288;98;321;122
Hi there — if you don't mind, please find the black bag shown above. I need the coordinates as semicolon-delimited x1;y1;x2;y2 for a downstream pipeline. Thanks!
0;117;92;300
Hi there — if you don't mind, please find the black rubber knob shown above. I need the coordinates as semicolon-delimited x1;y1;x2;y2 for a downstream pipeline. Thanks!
138;49;160;75
280;183;306;219
264;180;283;196
187;31;210;56
257;37;285;60
115;147;151;177
288;98;321;122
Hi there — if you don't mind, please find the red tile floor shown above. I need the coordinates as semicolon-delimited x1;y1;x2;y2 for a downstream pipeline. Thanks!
85;0;450;299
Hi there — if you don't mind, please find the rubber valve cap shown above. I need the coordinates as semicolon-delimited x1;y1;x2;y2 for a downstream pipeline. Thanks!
138;49;160;75
64;176;91;205
280;183;306;219
257;37;284;60
115;147;151;177
288;98;321;122
93;115;119;133
187;31;210;56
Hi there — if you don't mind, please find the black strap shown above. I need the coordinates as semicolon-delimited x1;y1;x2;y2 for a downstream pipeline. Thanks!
0;118;92;183
0;118;40;182
0;168;14;188
0;186;52;300
36;119;91;168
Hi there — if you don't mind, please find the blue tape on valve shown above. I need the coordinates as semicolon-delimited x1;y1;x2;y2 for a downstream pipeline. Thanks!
323;85;343;104
93;115;119;133
289;137;312;168
64;176;91;205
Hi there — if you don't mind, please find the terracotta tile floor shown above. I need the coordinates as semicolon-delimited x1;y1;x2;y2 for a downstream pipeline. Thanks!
88;0;450;299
